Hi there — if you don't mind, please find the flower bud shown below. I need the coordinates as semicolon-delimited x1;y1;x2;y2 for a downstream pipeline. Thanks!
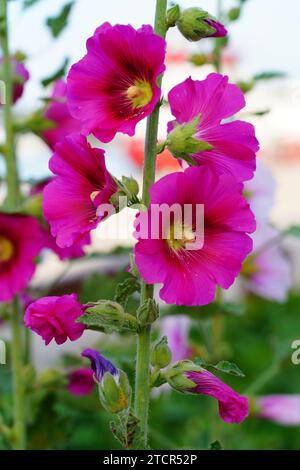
189;53;208;66
151;336;172;369
167;116;213;163
176;7;227;42
84;300;139;332
165;360;202;393
166;4;181;28
228;7;241;21
99;370;131;414
137;298;159;325
121;176;139;200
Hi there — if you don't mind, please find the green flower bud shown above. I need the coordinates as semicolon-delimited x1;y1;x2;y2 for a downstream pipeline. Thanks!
137;298;159;326
99;370;131;414
85;300;139;332
166;4;181;28
228;7;241;21
165;360;202;393
189;53;208;66
121;176;139;199
151;336;172;369
176;7;227;42
167;115;213;163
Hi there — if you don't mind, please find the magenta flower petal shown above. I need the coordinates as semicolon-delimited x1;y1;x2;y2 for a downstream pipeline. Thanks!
257;395;300;426
167;74;259;182
0;213;43;301
204;18;227;37
134;166;255;306
161;315;192;362
68;368;95;396
24;294;85;345
42;79;82;150
187;369;249;424
0;58;30;104
43;133;117;248
67;23;166;142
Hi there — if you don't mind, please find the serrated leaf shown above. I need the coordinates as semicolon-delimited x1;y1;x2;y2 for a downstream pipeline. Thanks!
114;276;140;308
254;71;285;81
209;440;223;450
77;312;113;334
46;2;74;38
110;411;145;449
212;360;245;378
41;58;69;87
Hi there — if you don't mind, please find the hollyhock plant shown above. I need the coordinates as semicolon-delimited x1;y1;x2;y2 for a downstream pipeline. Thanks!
134;166;255;306
68;368;95;396
166;73;259;182
43;133;117;248
24;294;85;345
166;361;248;424
67;23;166;142
244;159;276;224
0;213;43;301
241;225;291;302
176;7;227;41
161;315;192;362
256;395;300;426
42;80;82;150
0;57;29;104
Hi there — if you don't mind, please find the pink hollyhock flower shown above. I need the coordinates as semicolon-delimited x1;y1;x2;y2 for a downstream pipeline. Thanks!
167;73;259;182
42;80;82;150
134;166;255;306
0;57;29;104
24;294;85;345
68;368;95;396
256;395;300;426
244;159;276;224
186;369;248;424
43;134;117;248
161;315;192;361
67;23;166;142
0;213;43;301
242;225;291;302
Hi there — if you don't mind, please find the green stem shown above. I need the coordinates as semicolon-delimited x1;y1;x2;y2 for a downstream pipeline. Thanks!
0;0;25;449
134;0;167;448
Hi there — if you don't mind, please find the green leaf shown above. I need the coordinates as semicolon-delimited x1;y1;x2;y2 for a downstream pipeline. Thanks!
23;0;43;9
209;440;223;450
46;2;74;38
110;411;146;449
41;58;69;87
285;225;300;238
114;276;140;308
212;360;245;378
254;71;286;81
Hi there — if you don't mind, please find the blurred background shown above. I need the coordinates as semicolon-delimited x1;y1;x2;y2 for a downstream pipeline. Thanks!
1;0;300;450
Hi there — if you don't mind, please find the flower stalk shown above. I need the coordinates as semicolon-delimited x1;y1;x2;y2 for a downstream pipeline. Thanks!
134;0;167;447
0;0;25;449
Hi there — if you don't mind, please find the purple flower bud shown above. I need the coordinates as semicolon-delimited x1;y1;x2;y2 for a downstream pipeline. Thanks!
81;348;118;382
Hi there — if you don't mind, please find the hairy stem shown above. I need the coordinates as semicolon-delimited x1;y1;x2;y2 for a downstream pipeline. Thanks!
0;0;25;449
134;0;167;448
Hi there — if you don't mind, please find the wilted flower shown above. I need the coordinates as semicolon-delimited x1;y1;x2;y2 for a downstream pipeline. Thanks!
67;23;166;142
68;368;95;396
167;73;259;182
166;361;248;424
134;166;255;306
42;80;82;150
241;225;292;302
0;57;29;104
0;213;43;301
43;134;117;248
24;294;85;345
255;395;300;426
244;159;276;224
82;349;131;413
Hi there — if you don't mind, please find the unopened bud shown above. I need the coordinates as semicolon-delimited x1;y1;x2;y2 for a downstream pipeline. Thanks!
99;370;131;414
165;360;202;393
151;336;172;369
189;53;208;66
176;7;227;42
228;7;241;21
85;300;138;332
166;4;181;28
137;298;159;325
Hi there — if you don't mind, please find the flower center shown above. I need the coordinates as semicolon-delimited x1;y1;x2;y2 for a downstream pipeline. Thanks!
126;80;153;108
0;236;14;262
166;221;195;251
